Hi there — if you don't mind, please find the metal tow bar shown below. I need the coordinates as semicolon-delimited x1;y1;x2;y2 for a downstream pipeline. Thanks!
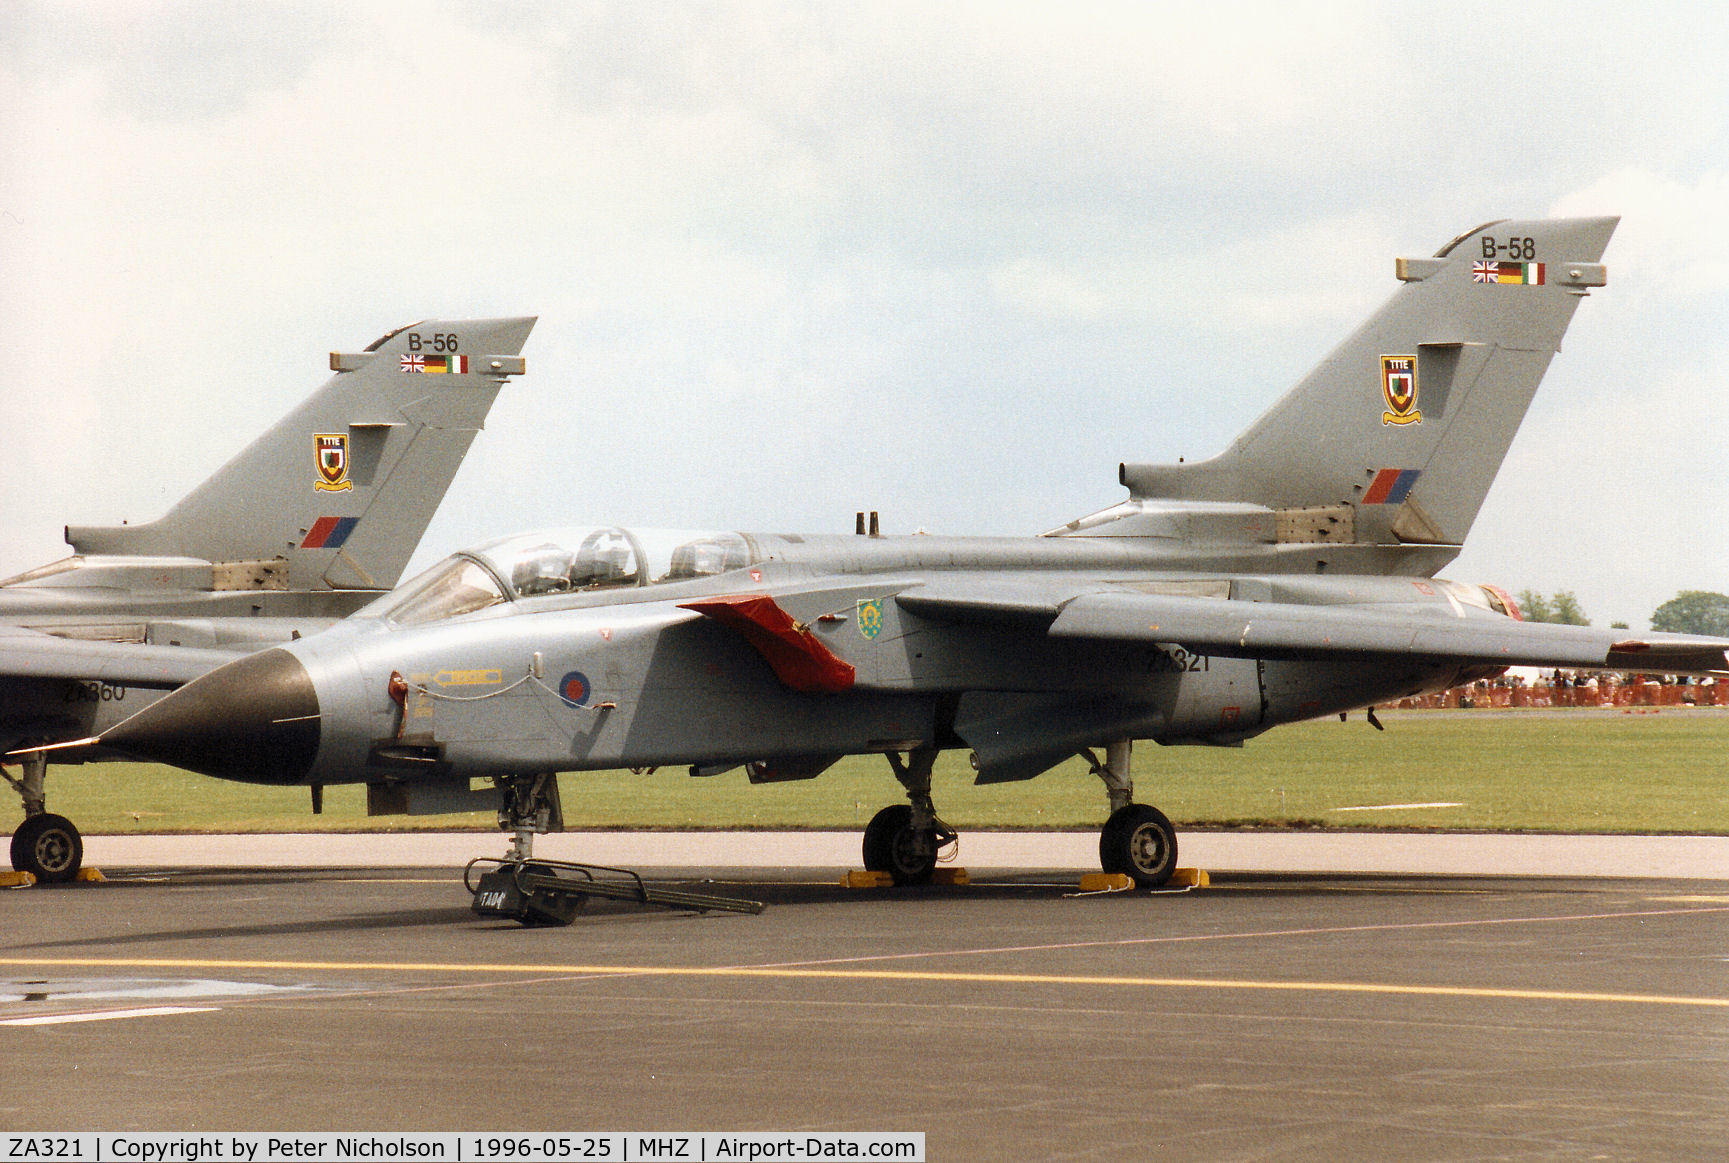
466;857;767;926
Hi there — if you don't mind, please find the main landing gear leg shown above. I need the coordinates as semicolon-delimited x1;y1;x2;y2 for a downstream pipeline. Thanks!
1086;739;1177;889
4;751;84;884
863;747;955;886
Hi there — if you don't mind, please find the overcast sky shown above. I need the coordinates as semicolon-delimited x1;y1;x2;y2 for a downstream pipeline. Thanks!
3;1;1725;628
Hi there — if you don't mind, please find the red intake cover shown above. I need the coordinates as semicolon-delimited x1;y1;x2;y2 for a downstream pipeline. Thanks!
679;594;857;693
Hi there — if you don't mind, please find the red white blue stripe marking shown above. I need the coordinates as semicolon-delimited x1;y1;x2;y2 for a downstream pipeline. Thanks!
1363;469;1420;505
301;516;359;548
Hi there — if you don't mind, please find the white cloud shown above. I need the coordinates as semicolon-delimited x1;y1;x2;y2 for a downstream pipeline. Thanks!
1552;169;1729;304
0;2;1725;621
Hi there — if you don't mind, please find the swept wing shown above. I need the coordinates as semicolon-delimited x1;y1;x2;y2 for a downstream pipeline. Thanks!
901;583;1729;675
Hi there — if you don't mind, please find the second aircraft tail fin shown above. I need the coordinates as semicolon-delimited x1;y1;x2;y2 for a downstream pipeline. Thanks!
66;316;536;591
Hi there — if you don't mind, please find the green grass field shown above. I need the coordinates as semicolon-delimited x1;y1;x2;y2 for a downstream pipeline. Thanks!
23;701;1729;839
17;709;1729;836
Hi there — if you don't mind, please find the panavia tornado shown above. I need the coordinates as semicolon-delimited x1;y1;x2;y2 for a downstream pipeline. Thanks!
2;316;535;881
90;219;1729;890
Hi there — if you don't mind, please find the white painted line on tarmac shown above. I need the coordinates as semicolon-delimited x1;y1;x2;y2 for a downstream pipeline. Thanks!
1;1005;218;1027
1331;802;1466;812
4;957;1728;1011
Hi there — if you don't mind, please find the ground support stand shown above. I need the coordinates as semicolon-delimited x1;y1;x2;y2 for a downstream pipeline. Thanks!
465;857;767;927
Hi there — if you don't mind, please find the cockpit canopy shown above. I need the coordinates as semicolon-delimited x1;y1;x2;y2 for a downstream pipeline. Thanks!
372;527;756;626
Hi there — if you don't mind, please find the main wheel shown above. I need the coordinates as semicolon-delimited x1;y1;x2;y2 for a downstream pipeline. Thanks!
1100;803;1177;888
11;813;83;884
862;804;938;886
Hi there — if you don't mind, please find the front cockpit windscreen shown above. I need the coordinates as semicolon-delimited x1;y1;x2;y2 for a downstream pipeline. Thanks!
374;556;509;626
369;528;756;625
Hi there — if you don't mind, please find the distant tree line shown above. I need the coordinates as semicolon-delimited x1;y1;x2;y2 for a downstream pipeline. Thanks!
1514;588;1729;636
1516;589;1589;626
1650;590;1729;636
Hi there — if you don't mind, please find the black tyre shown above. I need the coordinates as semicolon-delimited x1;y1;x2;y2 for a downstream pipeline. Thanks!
10;813;83;884
1099;803;1177;888
862;804;937;886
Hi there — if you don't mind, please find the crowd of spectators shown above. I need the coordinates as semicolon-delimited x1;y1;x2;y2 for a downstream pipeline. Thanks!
1396;672;1725;710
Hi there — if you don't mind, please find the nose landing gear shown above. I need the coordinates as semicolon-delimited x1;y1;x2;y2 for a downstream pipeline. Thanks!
468;772;765;925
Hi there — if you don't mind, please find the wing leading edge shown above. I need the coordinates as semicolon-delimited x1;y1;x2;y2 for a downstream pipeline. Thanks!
0;625;237;687
903;587;1729;676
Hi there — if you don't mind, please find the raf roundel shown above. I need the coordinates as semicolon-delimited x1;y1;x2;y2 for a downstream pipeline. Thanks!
557;671;591;708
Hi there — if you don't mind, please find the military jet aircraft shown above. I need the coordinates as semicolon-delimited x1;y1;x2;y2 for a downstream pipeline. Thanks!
91;219;1729;893
3;316;535;880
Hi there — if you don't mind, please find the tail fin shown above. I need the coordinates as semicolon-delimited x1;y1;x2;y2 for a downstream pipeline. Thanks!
66;316;536;591
1114;218;1616;551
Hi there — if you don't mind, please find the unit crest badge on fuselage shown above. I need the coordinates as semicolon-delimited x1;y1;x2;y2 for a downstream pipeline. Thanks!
1380;355;1420;426
315;433;352;491
856;599;884;640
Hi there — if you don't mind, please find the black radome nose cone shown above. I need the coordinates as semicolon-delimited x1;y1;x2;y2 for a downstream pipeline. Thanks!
104;647;320;784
